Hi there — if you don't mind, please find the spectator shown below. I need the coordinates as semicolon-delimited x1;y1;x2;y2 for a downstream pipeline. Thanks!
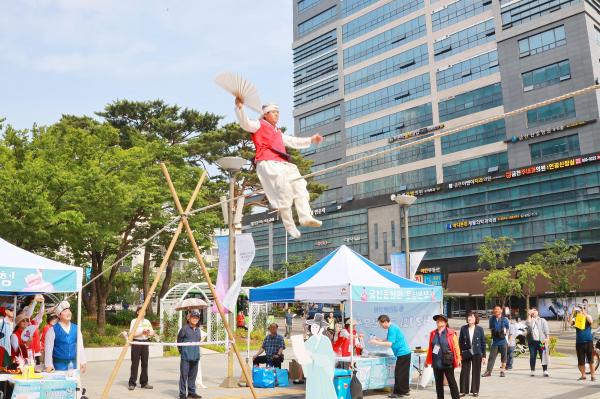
44;301;87;373
128;305;155;391
483;305;509;377
370;314;411;398
41;314;58;360
459;311;486;397
0;305;14;367
526;307;550;377
284;308;294;338
327;312;336;339
253;323;285;368
425;314;461;399
15;295;44;364
177;311;202;399
506;316;519;370
333;318;363;357
570;306;595;381
236;311;246;331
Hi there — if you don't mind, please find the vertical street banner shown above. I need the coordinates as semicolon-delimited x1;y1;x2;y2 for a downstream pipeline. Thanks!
223;233;255;311
212;236;230;313
390;251;427;279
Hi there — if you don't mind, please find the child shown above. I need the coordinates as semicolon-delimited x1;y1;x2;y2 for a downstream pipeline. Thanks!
235;97;323;238
177;311;202;399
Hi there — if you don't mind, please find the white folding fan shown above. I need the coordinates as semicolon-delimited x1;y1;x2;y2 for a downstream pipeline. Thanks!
214;72;262;114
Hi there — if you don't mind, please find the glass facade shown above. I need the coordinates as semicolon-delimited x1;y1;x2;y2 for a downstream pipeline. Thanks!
299;105;341;133
433;19;495;60
298;0;322;13
353;167;438;199
522;60;571;91
344;44;429;93
342;0;379;16
436;50;499;91
294;76;339;107
501;0;580;29
345;73;431;120
293;30;337;65
518;26;566;57
348;141;436;176
431;0;493;31
443;152;509;181
347;103;433;147
526;98;576;127
530;134;580;163
343;16;427;67
441;120;506;154
298;6;337;36
439;83;503;122
342;0;424;42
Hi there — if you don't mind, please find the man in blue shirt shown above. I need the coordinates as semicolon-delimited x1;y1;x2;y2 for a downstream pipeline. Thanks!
370;314;411;398
253;323;285;368
483;305;509;377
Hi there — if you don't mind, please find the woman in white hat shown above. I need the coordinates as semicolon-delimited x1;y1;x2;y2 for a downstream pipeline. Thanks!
44;301;86;373
235;97;324;239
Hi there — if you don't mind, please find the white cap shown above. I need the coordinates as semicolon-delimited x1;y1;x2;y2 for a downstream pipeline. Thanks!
53;301;70;316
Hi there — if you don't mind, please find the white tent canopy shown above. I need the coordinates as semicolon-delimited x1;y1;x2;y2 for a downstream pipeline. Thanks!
0;237;83;295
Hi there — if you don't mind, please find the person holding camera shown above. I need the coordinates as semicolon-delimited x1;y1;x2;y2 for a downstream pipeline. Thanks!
459;311;486;397
526;307;550;377
425;314;461;399
570;305;595;381
483;305;509;377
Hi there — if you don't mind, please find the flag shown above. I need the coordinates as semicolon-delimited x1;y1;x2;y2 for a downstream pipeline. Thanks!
212;236;230;313
390;251;427;279
223;233;255;311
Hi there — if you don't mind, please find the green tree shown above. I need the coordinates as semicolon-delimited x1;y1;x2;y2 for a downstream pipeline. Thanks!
482;267;520;306
530;239;584;327
515;260;550;312
477;236;515;270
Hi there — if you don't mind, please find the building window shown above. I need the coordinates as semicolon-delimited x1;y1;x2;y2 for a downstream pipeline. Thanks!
374;223;379;249
297;0;322;13
301;131;342;155
353;167;437;199
343;16;426;67
345;73;431;121
294;53;338;88
341;0;379;16
298;6;337;36
299;106;341;133
342;0;424;42
344;44;429;94
439;83;503;122
431;0;493;32
443;152;508;182
501;0;580;30
518;26;566;58
294;76;339;107
293;30;337;65
595;26;600;46
522;60;571;91
530;134;580;163
526;98;575;127
348;141;436;176
433;19;495;61
391;221;396;247
312;158;343;181
441;119;506;154
436;50;499;91
347;103;433;147
383;232;388;262
312;187;342;206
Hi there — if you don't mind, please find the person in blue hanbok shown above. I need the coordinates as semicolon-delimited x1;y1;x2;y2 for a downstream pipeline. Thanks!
292;313;336;399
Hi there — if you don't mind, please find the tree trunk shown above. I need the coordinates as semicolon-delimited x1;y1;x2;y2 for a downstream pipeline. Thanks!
82;285;97;318
156;259;175;318
142;246;153;315
525;294;530;313
96;291;108;334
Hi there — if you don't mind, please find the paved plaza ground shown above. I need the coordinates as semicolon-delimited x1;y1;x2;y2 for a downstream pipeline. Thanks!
82;350;599;399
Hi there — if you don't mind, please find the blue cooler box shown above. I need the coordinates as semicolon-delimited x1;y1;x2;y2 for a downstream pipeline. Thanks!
333;368;352;399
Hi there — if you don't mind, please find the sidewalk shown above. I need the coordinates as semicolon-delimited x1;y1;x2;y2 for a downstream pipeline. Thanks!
81;351;599;399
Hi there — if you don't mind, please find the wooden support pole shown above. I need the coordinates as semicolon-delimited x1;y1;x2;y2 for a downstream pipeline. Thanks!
100;170;207;399
160;163;258;399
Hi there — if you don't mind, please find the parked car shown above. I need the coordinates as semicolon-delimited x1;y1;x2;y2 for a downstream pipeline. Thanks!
307;303;343;322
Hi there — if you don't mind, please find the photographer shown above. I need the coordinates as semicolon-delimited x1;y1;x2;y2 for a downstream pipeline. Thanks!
570;305;595;381
526;307;550;377
483;305;509;377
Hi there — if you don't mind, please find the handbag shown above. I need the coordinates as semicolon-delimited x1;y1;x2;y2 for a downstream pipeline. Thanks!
350;368;363;399
442;350;454;367
275;368;289;387
420;366;434;388
252;367;276;388
461;349;473;360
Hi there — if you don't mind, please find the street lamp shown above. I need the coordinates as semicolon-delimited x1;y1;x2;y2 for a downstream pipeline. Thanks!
216;156;247;388
391;194;417;279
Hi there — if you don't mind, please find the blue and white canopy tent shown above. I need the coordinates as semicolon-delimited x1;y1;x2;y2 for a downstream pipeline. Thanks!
250;245;442;351
0;237;84;370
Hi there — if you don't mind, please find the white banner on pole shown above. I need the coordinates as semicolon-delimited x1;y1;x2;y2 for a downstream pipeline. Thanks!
223;233;255;311
390;251;427;279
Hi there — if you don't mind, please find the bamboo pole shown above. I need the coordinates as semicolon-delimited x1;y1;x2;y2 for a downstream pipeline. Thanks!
100;170;207;399
160;163;258;399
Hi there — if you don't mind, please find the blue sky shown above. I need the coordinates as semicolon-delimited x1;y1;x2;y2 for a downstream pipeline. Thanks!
0;0;294;131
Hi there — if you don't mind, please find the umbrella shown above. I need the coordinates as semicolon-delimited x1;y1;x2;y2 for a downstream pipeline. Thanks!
175;298;208;311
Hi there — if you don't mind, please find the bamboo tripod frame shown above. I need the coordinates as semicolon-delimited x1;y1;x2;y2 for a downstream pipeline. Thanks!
100;164;258;399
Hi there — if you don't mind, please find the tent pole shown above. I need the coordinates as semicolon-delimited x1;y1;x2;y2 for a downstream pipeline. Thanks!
100;170;207;399
349;284;354;368
77;290;82;370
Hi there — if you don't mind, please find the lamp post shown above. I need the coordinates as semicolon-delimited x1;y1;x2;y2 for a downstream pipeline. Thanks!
391;194;417;279
216;156;247;388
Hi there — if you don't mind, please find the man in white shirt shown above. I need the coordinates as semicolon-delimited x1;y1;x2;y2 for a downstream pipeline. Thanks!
44;301;86;373
128;305;155;390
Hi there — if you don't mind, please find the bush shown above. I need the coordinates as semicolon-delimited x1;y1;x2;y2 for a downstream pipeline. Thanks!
549;336;558;355
82;318;126;347
106;310;136;326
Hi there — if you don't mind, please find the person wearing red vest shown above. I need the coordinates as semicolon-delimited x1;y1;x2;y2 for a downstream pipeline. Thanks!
235;97;323;238
333;318;363;357
425;314;461;399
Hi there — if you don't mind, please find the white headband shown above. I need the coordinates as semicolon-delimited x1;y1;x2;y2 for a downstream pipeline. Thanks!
262;104;279;114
